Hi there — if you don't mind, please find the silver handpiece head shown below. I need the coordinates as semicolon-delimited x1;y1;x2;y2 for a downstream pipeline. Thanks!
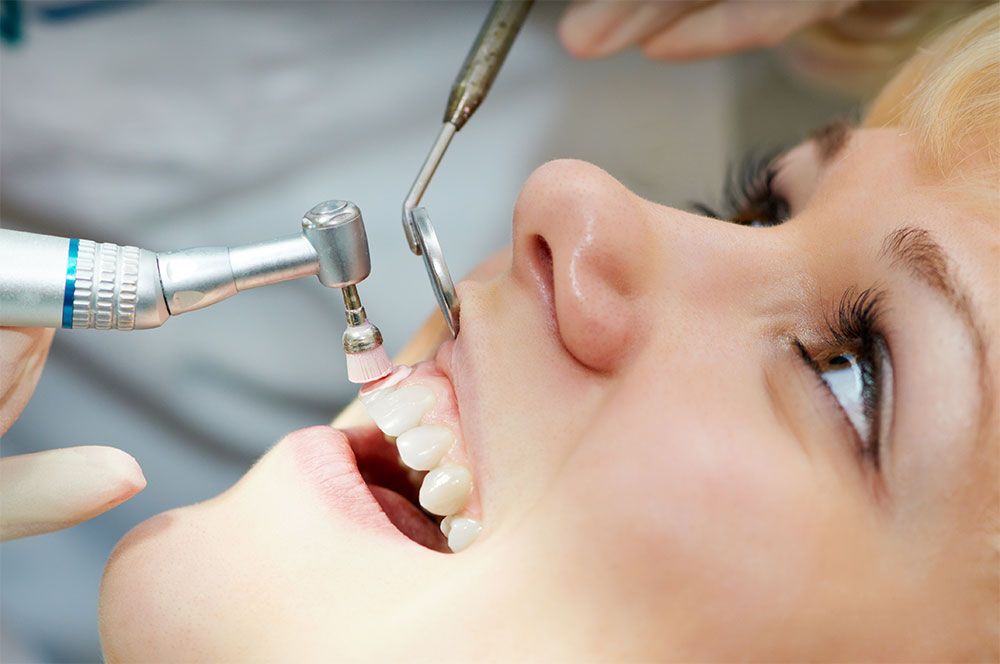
301;200;371;288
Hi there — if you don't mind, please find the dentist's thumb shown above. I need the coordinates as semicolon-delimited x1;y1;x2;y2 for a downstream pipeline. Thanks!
0;445;146;541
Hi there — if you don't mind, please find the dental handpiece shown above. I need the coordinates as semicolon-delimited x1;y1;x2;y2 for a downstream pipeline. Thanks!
0;200;391;383
402;0;534;336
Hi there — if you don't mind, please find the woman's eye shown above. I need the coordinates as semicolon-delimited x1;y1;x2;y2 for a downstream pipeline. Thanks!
732;180;790;227
692;150;791;227
800;289;892;472
818;353;873;443
742;215;785;228
813;333;891;466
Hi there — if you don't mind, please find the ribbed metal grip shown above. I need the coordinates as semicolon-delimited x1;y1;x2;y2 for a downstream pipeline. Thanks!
0;229;169;330
70;240;141;330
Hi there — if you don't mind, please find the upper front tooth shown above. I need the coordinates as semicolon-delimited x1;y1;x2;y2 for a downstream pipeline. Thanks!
419;464;472;516
364;385;435;436
359;389;385;407
396;425;454;471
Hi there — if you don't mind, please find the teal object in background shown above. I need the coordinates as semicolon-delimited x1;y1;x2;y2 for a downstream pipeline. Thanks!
1;0;23;44
2;1;149;45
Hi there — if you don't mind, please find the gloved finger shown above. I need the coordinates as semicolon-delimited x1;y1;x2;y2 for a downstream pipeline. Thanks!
641;0;857;61
0;327;55;436
559;1;705;59
0;446;145;541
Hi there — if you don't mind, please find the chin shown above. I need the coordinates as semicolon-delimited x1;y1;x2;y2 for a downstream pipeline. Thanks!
98;430;329;662
98;419;462;662
99;508;219;662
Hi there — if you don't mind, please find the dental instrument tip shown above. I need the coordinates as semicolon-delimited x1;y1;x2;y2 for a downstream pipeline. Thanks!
344;338;392;384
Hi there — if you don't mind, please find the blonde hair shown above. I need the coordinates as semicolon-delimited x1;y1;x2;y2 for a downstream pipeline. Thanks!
864;5;1000;183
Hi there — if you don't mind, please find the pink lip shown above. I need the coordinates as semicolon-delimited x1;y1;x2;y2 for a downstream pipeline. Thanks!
434;301;492;511
434;339;457;384
280;425;412;544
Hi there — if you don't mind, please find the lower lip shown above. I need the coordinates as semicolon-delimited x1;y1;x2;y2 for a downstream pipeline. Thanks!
279;425;408;542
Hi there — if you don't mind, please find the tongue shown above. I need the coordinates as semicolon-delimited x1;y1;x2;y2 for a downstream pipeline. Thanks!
369;486;448;552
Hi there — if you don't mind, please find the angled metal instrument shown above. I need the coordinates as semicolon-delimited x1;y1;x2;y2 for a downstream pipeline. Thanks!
402;0;534;337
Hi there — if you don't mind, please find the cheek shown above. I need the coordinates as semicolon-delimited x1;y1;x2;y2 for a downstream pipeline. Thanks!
575;412;820;579
527;384;835;647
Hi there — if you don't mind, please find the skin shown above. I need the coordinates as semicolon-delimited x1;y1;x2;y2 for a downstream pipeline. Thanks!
99;128;998;662
558;0;857;61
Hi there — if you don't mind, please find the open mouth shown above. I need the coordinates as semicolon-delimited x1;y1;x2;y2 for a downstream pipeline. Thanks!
353;358;483;553
286;348;481;555
346;421;450;552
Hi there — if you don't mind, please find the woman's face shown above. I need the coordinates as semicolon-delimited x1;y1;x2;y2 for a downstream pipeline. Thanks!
100;127;998;662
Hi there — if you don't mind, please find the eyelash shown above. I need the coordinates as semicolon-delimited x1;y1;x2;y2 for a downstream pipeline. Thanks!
796;288;887;468
692;150;791;227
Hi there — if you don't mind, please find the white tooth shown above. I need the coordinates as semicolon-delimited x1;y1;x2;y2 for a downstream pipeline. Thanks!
419;464;472;516
364;385;435;436
359;384;393;407
447;517;482;553
440;515;455;537
396;425;454;471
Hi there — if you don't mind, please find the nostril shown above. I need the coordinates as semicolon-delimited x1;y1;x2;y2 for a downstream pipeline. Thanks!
530;235;556;317
534;226;647;374
534;236;553;281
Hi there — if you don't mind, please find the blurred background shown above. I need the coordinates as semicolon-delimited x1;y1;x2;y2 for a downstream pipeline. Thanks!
1;1;855;661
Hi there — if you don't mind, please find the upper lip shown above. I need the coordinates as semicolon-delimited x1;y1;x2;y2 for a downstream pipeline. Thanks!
437;282;492;509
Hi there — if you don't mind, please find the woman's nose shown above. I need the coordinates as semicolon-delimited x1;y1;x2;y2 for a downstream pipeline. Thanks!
511;159;656;372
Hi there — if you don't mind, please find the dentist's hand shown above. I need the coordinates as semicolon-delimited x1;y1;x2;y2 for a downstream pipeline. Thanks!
0;327;145;542
559;0;857;60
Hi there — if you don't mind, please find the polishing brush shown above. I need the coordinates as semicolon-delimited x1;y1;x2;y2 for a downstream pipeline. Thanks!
341;285;392;384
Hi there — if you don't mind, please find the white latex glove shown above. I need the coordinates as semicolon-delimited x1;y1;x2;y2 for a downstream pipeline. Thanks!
0;327;145;541
559;0;857;60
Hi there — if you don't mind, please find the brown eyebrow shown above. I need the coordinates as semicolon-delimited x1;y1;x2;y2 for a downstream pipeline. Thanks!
879;226;994;439
881;227;954;297
810;121;852;164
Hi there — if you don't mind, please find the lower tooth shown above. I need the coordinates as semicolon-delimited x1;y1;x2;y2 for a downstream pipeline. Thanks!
440;515;455;537
419;464;472;516
447;518;482;552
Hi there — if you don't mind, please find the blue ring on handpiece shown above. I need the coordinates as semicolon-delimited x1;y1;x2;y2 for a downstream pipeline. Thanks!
61;238;79;328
